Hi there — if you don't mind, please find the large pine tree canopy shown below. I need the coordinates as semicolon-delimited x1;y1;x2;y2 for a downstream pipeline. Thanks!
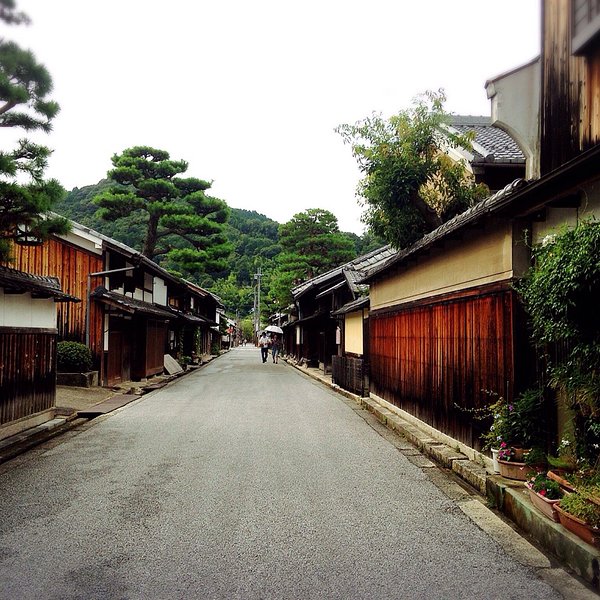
93;146;232;280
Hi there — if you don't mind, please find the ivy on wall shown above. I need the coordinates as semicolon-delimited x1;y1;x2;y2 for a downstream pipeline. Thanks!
517;220;600;466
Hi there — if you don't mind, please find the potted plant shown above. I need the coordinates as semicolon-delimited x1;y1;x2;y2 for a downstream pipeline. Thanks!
556;490;600;546
547;437;578;492
497;442;530;480
494;388;546;481
525;473;562;522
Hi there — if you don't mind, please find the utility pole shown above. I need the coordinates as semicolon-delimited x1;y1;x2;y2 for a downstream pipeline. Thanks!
253;265;262;340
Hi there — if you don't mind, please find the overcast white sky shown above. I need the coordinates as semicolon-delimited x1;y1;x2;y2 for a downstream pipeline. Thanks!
8;1;541;234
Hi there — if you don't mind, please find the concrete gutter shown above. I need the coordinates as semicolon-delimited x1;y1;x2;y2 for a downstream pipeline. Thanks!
290;361;600;592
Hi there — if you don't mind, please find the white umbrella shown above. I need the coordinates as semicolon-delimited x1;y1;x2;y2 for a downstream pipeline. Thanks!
265;325;283;334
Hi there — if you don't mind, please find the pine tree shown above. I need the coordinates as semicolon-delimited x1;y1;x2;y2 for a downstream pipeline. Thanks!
269;208;356;308
0;0;69;262
94;146;231;280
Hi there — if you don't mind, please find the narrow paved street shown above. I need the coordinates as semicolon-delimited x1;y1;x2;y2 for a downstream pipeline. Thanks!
0;347;572;599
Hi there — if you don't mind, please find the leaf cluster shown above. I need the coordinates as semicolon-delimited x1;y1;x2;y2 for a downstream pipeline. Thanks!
0;3;67;262
269;208;356;308
93;146;232;280
336;90;487;249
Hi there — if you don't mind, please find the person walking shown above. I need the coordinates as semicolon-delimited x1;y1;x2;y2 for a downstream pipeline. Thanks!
258;332;270;363
271;334;281;364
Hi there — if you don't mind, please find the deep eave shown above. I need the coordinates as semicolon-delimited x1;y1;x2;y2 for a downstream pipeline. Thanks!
0;265;80;302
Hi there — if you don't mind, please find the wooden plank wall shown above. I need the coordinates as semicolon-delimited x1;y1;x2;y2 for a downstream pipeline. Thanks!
541;0;600;174
0;328;56;426
369;290;516;450
8;239;104;365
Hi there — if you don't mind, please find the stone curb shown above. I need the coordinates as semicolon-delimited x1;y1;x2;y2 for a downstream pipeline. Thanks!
292;362;600;591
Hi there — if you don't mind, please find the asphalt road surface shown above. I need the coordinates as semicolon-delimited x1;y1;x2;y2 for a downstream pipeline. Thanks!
0;347;572;599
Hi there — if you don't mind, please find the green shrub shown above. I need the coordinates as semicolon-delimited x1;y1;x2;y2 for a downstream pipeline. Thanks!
559;492;600;527
57;341;93;372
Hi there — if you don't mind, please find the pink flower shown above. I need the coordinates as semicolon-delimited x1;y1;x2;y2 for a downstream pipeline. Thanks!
539;489;546;497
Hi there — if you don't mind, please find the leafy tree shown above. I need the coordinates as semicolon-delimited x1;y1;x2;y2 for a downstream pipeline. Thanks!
209;272;254;316
269;208;356;308
0;0;29;26
0;0;69;262
336;90;488;249
224;208;280;286
94;146;231;279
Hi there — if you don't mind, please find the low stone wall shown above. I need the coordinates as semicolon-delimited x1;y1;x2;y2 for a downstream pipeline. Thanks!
56;371;98;388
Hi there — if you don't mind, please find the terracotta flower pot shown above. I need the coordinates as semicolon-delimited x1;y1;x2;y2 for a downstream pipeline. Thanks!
547;469;576;493
555;504;600;547
525;483;560;522
512;447;530;462
498;459;529;481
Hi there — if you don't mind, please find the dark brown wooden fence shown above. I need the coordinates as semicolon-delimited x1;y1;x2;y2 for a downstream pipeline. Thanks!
370;289;518;450
332;355;367;396
0;327;57;426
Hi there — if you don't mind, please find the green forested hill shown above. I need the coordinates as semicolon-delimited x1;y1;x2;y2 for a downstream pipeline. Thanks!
55;182;383;316
54;180;147;251
55;183;280;308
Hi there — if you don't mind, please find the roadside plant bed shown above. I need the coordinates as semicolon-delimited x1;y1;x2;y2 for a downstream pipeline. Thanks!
556;492;600;547
525;474;562;522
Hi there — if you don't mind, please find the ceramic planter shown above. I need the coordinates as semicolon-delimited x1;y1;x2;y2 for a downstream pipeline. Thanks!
498;459;529;481
491;448;500;473
525;483;560;522
555;504;600;547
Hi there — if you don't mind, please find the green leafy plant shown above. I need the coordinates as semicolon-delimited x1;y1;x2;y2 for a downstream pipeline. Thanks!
57;341;92;373
527;473;562;500
524;447;548;468
336;90;488;249
517;220;600;468
559;492;600;527
457;388;546;452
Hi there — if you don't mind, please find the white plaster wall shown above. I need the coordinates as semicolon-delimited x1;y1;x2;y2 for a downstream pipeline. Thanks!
532;180;600;244
154;277;167;306
0;289;56;328
57;225;103;256
370;222;514;311
486;59;541;179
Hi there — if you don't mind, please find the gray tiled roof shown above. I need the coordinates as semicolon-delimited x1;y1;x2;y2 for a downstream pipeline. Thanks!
449;116;525;164
90;286;175;319
0;265;79;301
292;245;395;298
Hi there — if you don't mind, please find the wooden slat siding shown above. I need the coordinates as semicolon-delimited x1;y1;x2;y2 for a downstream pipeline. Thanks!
541;1;600;175
370;290;516;450
0;328;56;426
332;355;366;396
7;238;104;364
